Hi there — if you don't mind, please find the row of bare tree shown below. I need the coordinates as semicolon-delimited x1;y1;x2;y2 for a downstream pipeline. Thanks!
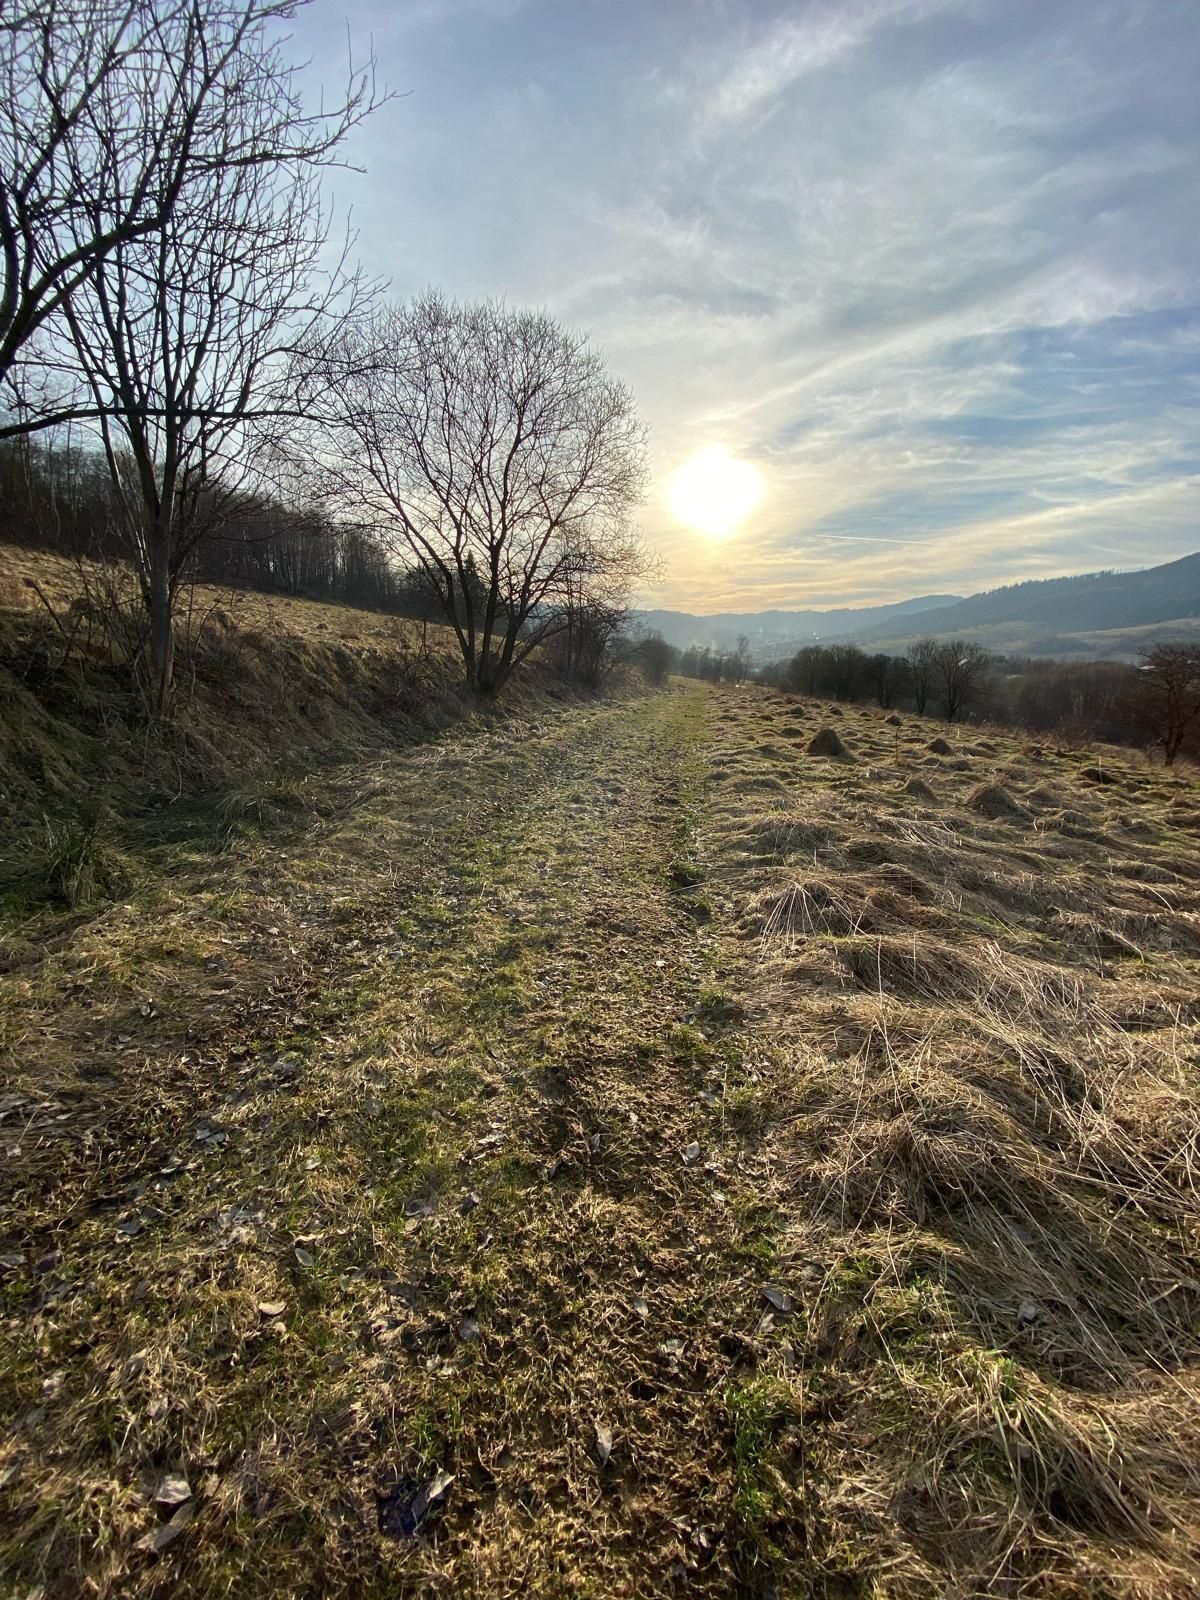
762;637;992;720
759;632;1200;764
1;1;650;711
673;638;753;684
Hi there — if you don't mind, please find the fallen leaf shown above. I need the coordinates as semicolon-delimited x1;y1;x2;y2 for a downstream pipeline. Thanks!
293;1246;315;1268
138;1501;194;1554
257;1301;286;1318
457;1316;481;1342
594;1423;613;1466
377;1468;454;1538
682;1143;701;1165
760;1285;792;1313
632;1294;649;1319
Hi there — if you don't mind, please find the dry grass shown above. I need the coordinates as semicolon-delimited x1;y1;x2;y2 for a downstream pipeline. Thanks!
0;541;532;843
2;675;1199;1596
705;685;1200;1594
0;541;416;646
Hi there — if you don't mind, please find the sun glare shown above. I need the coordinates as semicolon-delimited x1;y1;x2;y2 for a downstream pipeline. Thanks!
668;446;762;538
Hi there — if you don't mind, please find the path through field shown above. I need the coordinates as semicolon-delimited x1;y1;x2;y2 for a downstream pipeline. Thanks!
4;683;1200;1597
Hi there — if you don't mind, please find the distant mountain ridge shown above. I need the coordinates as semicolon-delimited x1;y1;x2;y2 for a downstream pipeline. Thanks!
636;593;961;653
856;552;1200;646
640;552;1200;661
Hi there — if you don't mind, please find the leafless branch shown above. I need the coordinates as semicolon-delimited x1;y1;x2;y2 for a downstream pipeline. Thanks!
302;292;648;697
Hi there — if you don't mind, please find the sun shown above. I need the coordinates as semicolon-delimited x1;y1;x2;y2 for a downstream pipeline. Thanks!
668;445;762;538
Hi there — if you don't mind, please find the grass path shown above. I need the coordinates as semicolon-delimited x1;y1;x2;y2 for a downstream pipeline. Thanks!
2;685;802;1598
5;681;1200;1597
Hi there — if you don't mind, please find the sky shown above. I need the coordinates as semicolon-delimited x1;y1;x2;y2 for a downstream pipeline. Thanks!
293;0;1200;613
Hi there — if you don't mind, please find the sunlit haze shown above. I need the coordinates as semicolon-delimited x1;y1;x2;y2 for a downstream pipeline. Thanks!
668;446;763;539
293;1;1200;614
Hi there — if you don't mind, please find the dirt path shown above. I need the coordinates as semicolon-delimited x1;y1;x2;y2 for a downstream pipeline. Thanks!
2;685;798;1599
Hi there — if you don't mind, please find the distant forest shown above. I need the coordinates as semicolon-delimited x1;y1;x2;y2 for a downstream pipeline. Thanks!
0;437;440;618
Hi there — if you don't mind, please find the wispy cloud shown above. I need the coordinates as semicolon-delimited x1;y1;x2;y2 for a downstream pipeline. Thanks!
701;0;963;128
299;0;1200;612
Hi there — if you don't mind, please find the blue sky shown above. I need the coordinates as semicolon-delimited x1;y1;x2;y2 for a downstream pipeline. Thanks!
294;0;1200;611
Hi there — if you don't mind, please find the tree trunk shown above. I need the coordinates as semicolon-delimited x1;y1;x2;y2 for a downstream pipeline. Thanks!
147;529;174;714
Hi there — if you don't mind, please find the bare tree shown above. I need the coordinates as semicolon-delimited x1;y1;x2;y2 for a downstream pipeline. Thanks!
20;1;380;707
627;631;675;686
310;293;648;697
553;527;654;687
865;650;909;708
552;595;624;687
823;642;867;700
906;637;938;715
727;633;751;684
0;1;377;415
1130;643;1200;765
933;639;990;722
787;644;824;696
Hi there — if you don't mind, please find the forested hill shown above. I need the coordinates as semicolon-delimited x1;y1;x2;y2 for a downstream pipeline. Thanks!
636;592;960;652
854;551;1200;644
642;552;1200;658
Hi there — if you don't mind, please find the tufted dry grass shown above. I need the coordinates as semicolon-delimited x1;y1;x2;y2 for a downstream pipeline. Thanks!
702;684;1200;1595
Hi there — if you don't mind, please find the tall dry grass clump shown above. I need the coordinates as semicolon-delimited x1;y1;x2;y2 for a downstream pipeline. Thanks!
702;683;1200;1594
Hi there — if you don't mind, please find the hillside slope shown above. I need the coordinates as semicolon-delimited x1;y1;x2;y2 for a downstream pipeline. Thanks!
851;551;1200;657
0;542;569;838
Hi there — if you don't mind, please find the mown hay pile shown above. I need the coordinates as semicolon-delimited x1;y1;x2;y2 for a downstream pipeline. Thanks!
965;781;1030;821
808;726;850;758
